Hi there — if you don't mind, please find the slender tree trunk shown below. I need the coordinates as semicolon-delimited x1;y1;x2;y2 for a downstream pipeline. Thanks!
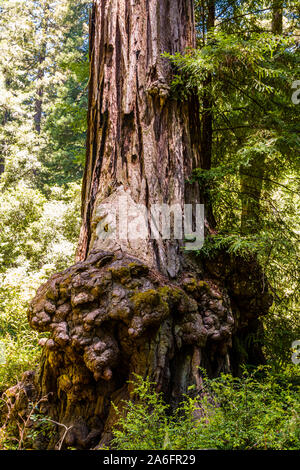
34;2;49;134
34;39;46;134
272;0;283;34
7;0;272;450
0;108;10;175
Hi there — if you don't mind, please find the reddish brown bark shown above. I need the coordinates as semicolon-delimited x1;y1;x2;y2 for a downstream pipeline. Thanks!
77;0;201;278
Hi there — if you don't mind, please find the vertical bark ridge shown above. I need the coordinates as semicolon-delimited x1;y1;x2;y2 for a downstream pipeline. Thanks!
77;0;200;278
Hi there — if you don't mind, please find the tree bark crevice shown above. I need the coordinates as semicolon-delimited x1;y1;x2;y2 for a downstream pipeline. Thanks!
78;0;199;278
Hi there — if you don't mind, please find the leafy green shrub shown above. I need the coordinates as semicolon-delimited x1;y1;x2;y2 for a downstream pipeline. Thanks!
0;182;81;273
112;369;300;450
0;276;42;392
0;181;81;392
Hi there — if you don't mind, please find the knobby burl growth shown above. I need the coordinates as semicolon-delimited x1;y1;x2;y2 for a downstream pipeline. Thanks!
5;249;271;449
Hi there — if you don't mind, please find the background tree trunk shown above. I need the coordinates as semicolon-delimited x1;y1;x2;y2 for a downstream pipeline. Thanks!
240;154;266;235
272;0;283;35
240;1;284;235
33;57;44;134
11;0;272;450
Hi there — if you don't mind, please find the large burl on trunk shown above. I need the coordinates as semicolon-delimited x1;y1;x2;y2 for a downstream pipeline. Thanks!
8;0;272;449
25;250;271;449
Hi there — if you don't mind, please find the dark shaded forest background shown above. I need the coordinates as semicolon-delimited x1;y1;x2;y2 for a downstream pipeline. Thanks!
0;0;299;449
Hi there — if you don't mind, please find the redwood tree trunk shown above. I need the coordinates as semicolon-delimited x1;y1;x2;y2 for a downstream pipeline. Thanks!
77;0;201;278
9;0;272;450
